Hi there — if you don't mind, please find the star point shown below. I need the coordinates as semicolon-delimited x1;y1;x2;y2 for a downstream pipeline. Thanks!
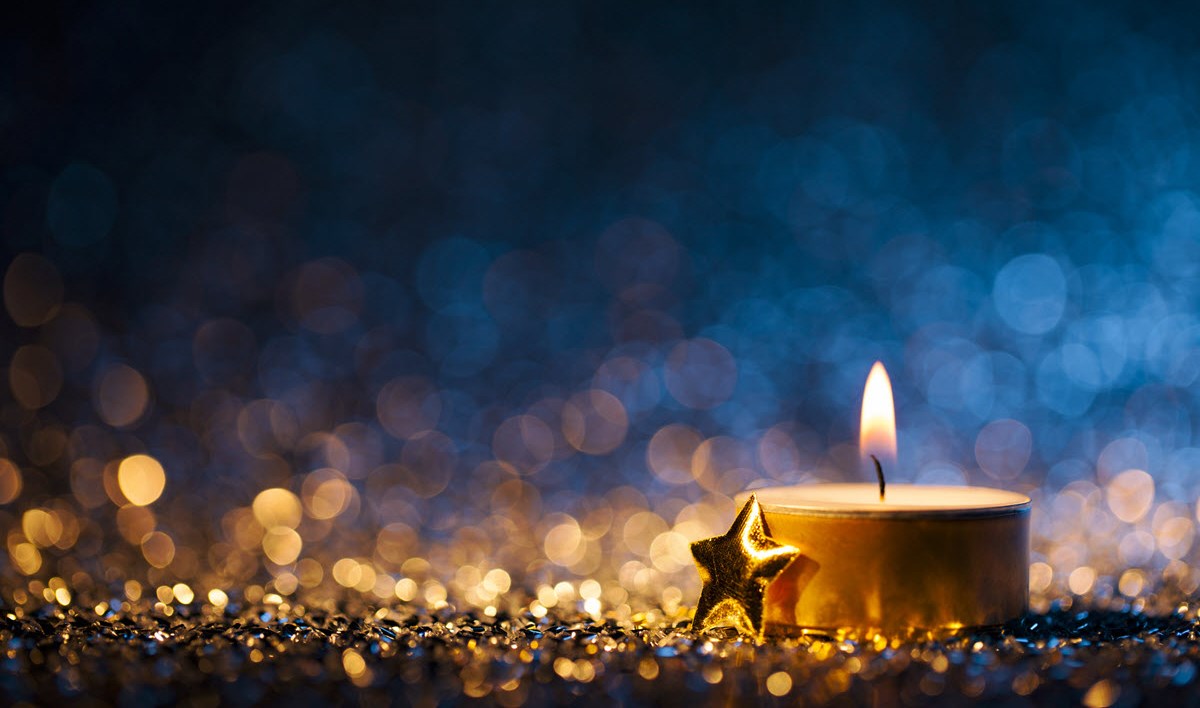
689;493;801;639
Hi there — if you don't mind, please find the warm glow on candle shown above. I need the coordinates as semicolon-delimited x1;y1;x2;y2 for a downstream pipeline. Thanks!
860;361;897;469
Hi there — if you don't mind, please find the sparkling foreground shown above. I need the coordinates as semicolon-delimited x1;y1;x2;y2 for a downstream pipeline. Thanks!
3;600;1200;706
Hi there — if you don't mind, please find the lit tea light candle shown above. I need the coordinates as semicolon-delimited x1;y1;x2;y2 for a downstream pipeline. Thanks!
742;361;1031;636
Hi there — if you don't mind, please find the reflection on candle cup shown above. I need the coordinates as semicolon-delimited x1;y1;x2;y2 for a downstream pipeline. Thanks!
738;484;1031;636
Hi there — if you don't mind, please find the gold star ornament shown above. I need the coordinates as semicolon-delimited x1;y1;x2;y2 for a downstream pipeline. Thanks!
690;494;800;638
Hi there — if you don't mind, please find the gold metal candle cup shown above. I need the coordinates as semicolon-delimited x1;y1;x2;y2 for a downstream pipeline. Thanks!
740;484;1031;637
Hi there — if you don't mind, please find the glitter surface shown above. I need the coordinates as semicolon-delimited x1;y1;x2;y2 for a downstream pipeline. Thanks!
3;596;1200;706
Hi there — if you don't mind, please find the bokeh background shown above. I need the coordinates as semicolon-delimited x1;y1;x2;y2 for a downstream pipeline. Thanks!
2;1;1199;616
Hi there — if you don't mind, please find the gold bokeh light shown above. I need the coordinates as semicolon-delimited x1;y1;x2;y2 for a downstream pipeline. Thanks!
117;454;166;507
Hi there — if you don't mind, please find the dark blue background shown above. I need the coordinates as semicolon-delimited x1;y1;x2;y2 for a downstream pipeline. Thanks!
2;1;1198;594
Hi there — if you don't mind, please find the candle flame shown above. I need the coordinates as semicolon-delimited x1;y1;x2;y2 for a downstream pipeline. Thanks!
860;361;897;470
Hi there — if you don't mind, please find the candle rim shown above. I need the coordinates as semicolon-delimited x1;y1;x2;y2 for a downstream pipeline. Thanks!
743;483;1031;519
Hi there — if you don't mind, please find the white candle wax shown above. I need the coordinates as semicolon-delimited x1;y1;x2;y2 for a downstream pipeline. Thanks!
750;483;1030;517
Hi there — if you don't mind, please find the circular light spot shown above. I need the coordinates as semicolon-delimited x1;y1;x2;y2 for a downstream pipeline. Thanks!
395;578;418;601
1082;679;1119;708
331;558;359;587
1068;566;1096;595
376;522;417;565
0;459;22;504
647;425;703;485
757;425;804;480
593;356;661;413
172;583;195;604
95;364;150;428
974;419;1033;481
141;531;176;568
252;488;303;529
562;389;628;455
1118;569;1145;598
376;377;441;440
484;569;512;594
993;253;1067;335
1029;561;1053;594
116;505;156;543
275;572;300;596
1144;190;1200;282
1097;438;1148;486
117;454;166;506
1118;531;1155;566
489;475;541;519
691;436;754;492
648;531;691;573
11;543;41;575
342;649;367;679
400;431;457;497
664;338;737;410
1155;516;1194;560
236;399;298;457
623;512;669;556
544;519;584;567
262;527;303;565
22;508;63;547
302;468;353;520
9;345;62;410
4;253;63;327
1035;348;1096;417
297;558;324;587
766;672;793;697
1106;469;1155;523
492;415;555;475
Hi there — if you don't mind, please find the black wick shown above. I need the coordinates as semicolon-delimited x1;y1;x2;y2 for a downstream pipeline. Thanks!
871;454;885;501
